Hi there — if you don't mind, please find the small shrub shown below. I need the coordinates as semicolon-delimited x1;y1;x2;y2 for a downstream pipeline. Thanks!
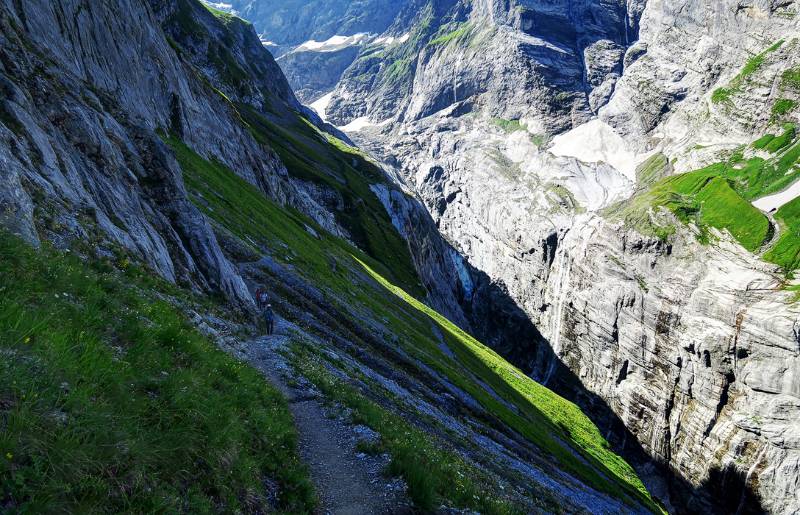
712;87;731;103
772;98;798;118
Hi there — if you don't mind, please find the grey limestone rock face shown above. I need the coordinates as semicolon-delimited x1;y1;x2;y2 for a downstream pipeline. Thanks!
269;0;800;511
320;0;642;132
0;0;386;310
278;46;362;102
0;0;482;326
212;0;410;50
0;0;254;305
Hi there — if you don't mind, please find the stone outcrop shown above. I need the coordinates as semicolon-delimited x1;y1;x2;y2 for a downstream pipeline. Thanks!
0;0;468;319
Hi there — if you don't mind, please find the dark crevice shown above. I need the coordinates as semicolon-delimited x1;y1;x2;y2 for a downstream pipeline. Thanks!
615;359;629;385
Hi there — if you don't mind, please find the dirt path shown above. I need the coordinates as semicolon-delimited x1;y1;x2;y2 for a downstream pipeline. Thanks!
238;325;412;515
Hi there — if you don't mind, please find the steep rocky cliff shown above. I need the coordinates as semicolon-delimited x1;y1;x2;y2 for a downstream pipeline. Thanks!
0;0;667;512
242;0;800;512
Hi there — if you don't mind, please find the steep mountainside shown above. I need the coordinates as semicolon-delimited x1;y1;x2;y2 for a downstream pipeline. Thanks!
242;0;800;513
0;0;661;513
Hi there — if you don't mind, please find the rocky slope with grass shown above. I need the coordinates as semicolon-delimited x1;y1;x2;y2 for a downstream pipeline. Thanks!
0;0;663;512
237;0;800;513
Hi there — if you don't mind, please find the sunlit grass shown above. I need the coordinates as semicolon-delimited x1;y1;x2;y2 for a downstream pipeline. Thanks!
354;257;662;513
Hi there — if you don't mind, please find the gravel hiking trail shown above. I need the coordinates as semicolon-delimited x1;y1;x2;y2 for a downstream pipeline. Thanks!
238;327;413;515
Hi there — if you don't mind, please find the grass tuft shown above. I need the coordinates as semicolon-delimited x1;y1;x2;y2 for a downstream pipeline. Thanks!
772;98;798;119
712;40;784;104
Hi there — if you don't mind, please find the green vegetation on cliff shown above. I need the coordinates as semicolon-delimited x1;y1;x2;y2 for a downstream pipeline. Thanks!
235;106;424;297
783;66;800;90
612;125;800;271
772;98;798;119
428;22;472;47
712;40;784;104
764;196;800;271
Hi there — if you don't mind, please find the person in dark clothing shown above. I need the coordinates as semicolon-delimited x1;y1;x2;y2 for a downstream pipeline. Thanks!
264;304;275;336
255;288;270;310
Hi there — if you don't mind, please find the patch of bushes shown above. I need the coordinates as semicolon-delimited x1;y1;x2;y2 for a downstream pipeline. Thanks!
772;98;798;118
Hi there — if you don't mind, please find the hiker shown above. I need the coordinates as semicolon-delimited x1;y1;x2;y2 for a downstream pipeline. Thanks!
255;288;270;310
264;304;275;336
255;288;274;335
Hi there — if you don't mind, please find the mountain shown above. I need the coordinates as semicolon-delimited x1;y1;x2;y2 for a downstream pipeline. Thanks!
0;0;663;513
235;0;800;514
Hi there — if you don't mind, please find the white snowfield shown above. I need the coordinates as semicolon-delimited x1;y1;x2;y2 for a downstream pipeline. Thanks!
293;32;409;54
310;92;333;122
293;33;370;53
339;116;390;132
548;119;644;182
752;179;800;212
308;92;392;131
203;1;234;12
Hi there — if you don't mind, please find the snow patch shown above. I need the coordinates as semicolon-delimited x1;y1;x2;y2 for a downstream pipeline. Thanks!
503;130;633;211
309;92;334;122
752;178;800;212
373;33;410;46
549;119;643;181
202;1;235;12
340;116;390;133
293;33;369;53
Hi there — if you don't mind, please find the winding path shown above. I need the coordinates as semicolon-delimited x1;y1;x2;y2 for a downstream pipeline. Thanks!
238;326;412;515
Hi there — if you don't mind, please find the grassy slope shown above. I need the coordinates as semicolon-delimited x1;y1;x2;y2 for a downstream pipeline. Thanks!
355;258;655;507
0;235;314;512
167;137;662;513
764;196;800;270
237;106;424;298
611;125;800;270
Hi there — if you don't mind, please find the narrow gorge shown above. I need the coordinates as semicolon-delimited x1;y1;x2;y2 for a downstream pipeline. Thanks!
2;0;799;513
